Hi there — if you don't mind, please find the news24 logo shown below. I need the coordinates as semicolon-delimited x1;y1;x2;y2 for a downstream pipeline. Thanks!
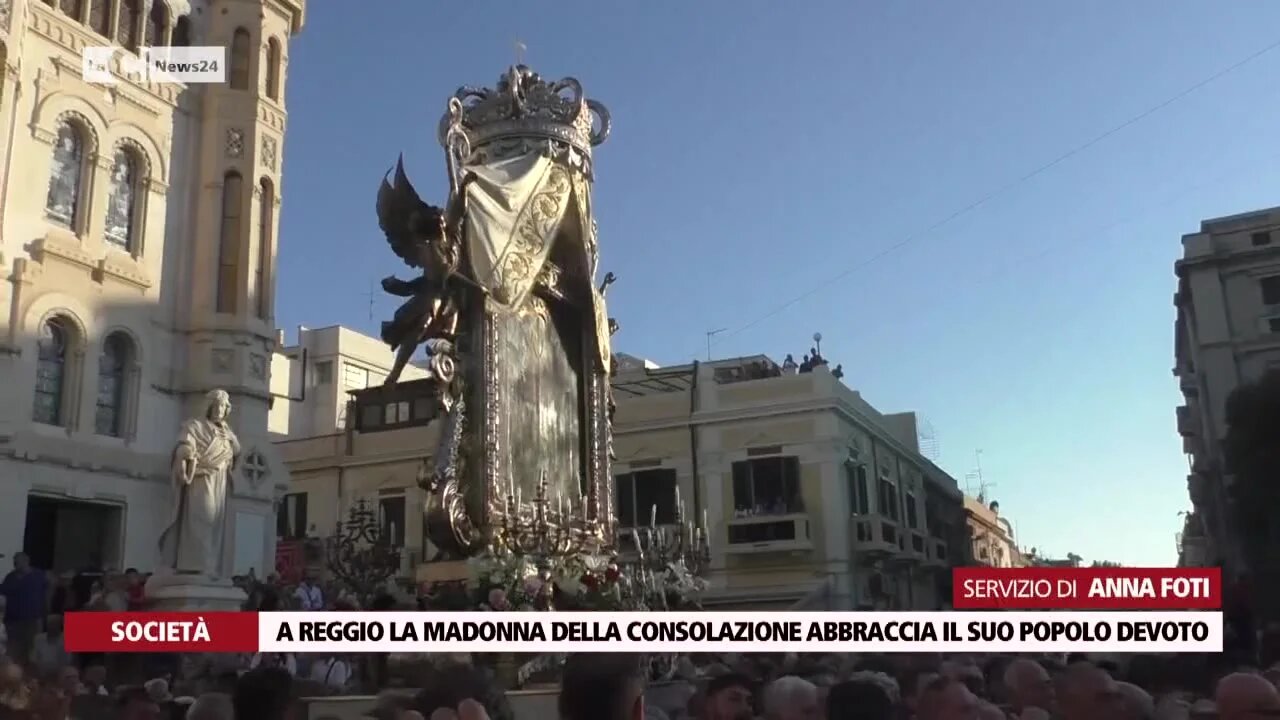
82;46;226;85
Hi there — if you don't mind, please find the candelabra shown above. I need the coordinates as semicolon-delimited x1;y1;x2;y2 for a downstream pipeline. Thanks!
624;496;712;610
325;498;402;606
491;474;608;558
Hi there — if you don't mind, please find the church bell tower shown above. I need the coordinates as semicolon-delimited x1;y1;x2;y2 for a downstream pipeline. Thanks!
178;0;304;569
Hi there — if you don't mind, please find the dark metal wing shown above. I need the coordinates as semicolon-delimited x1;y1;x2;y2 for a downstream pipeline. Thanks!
376;155;433;267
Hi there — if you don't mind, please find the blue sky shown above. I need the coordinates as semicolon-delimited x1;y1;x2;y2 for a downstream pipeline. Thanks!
274;0;1280;566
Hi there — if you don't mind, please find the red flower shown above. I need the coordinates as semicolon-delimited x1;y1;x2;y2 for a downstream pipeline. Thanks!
604;564;620;583
580;572;599;590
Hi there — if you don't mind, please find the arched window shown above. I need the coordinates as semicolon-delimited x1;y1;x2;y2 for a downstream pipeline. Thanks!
265;38;281;100
104;149;140;251
58;0;83;20
228;28;251;90
145;0;168;47
256;178;274;318
216;171;244;314
116;0;139;51
171;16;191;46
33;317;73;426
95;333;132;437
88;0;111;36
45;120;86;229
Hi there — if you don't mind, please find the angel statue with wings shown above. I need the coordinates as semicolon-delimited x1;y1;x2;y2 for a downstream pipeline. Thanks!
376;153;476;385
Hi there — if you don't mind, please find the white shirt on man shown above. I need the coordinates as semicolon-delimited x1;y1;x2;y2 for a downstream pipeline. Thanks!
293;583;323;610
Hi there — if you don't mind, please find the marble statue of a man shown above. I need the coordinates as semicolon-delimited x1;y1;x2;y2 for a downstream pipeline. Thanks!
157;389;241;580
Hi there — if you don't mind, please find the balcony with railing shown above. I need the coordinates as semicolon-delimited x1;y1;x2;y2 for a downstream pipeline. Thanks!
852;516;906;562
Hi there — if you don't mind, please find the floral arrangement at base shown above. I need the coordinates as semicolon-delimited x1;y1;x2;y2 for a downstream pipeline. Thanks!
418;551;707;612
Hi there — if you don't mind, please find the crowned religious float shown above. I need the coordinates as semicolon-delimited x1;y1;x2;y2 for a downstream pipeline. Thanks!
373;63;710;607
367;65;710;683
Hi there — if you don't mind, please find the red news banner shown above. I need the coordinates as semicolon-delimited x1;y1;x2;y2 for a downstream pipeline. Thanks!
953;567;1221;610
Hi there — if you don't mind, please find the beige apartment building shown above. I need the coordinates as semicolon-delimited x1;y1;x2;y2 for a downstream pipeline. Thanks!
610;355;968;610
272;335;971;609
963;495;1024;568
1174;207;1280;569
0;0;303;574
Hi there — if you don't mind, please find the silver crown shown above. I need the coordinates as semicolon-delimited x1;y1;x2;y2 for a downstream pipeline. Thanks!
439;65;611;158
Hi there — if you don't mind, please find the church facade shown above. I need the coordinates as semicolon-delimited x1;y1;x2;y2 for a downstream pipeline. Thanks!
0;0;303;574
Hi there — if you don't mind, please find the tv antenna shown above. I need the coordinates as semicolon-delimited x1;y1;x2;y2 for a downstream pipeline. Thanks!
705;328;727;361
362;281;377;323
964;449;995;502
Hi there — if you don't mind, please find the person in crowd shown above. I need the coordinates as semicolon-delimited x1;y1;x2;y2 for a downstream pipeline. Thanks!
118;684;164;720
70;557;103;610
250;651;298;677
559;653;646;720
45;571;70;618
125;568;147;610
1117;682;1156;720
185;692;234;720
0;553;47;666
1215;673;1280;720
702;673;754;720
1005;658;1055;715
293;574;324;611
29;615;68;677
81;664;109;696
782;355;798;374
234;667;296;720
54;664;84;698
1058;663;1123;720
413;662;513;720
308;652;353;691
762;676;819;720
0;658;30;711
917;675;981;720
827;678;895;720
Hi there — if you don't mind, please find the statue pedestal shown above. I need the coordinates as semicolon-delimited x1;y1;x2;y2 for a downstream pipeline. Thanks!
145;573;247;611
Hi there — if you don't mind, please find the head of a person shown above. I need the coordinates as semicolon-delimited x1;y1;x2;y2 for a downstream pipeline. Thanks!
703;673;754;720
234;667;296;720
1058;663;1123;720
826;679;895;720
1216;672;1280;720
1116;682;1155;720
918;676;980;720
1005;659;1055;712
762;676;819;720
57;665;80;695
12;551;29;572
413;661;513;720
559;653;647;720
0;660;23;690
186;692;234;720
118;685;163;720
83;664;107;689
125;568;142;588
